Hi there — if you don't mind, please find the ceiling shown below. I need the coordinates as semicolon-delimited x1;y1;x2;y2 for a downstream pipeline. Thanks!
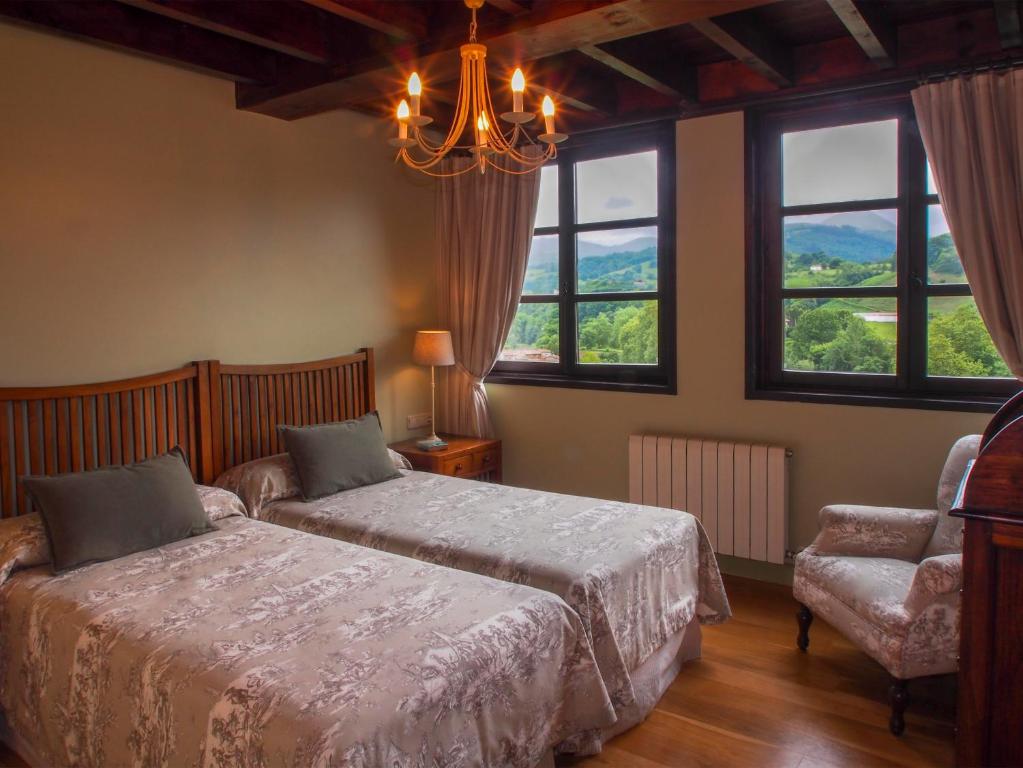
1;0;1019;131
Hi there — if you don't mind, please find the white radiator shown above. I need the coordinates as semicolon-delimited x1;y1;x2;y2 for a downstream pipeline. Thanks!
628;435;790;564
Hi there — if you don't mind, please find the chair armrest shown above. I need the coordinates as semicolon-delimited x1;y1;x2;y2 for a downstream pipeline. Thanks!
809;504;939;561
905;554;962;617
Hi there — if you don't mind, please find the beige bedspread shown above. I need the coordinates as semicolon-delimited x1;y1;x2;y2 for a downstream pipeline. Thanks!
0;516;615;767
258;472;731;715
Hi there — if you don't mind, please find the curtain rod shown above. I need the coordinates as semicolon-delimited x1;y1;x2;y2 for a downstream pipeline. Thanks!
917;56;1023;85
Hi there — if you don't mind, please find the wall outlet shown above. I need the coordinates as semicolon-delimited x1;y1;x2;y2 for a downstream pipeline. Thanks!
407;412;432;430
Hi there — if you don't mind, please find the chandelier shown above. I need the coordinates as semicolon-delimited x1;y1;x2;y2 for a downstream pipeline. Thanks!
388;0;567;176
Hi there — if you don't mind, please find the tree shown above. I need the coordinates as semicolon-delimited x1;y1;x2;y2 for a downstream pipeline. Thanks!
787;308;850;369
820;315;895;373
928;303;1009;376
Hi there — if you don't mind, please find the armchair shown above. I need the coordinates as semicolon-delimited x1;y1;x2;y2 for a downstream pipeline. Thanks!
793;435;979;735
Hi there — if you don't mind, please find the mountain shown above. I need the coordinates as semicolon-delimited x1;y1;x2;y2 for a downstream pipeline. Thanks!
821;211;896;232
784;220;896;263
528;235;658;265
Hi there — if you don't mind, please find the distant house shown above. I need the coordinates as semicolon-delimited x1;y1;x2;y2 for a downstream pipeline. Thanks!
809;264;825;273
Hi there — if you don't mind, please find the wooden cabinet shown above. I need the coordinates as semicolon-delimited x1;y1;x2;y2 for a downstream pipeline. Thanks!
952;391;1023;768
389;435;502;483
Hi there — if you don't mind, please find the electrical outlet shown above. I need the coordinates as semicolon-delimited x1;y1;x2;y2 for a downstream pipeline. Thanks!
407;412;432;430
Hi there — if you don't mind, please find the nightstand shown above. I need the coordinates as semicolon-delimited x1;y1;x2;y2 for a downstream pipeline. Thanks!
389;435;502;483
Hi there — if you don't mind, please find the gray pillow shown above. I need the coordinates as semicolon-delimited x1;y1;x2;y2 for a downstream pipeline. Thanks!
279;412;400;500
22;447;212;573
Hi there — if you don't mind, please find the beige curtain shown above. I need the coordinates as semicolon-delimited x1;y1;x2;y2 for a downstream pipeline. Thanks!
912;70;1023;379
436;158;541;437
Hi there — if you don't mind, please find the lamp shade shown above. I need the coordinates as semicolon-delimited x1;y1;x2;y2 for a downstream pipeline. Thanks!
412;330;455;367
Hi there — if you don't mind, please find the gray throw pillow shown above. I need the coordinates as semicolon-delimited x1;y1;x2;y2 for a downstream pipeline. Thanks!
279;412;400;500
22;447;212;573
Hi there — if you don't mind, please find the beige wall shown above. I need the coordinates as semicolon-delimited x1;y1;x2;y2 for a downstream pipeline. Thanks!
488;111;990;582
0;23;436;442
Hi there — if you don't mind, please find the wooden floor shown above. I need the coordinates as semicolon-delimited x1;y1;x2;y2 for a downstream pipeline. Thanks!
0;575;954;768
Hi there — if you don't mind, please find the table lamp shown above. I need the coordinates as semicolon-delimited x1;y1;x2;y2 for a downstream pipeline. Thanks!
412;330;455;450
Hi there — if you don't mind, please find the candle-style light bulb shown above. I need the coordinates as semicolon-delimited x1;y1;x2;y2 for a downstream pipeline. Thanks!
397;99;410;140
511;67;525;113
407;72;422;117
541;95;555;135
476;112;490;146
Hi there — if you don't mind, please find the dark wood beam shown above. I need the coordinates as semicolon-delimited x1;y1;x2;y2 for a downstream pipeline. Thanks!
577;43;690;103
297;0;427;41
0;0;278;82
993;0;1023;49
689;13;792;87
117;0;331;64
486;0;530;16
526;52;619;114
826;0;896;69
237;0;769;119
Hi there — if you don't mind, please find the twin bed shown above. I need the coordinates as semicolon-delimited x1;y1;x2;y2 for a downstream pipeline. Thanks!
0;351;730;767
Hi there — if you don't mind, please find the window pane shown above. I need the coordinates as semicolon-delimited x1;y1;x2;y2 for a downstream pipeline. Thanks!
535;164;558;228
783;297;896;373
782;119;898;206
783;210;897;288
576;150;657;224
928;297;1010;378
500;303;560;363
577;300;657;364
927;205;965;284
523;235;558;295
926;162;938;196
576;226;657;293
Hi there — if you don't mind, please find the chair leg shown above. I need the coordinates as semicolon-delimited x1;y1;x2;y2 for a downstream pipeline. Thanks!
796;603;813;652
889;677;909;736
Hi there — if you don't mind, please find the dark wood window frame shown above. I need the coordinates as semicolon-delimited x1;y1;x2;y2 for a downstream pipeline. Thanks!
746;88;1019;413
488;121;677;395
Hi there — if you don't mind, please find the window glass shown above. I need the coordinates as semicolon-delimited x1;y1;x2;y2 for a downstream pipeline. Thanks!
783;210;897;288
927;297;1008;377
534;164;558;228
522;235;558;295
500;304;559;363
782;119;898;206
576;150;657;223
576;226;657;293
927;205;965;284
783;297;896;374
577;300;658;364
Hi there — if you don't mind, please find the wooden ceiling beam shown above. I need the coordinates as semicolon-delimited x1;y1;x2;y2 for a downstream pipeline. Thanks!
297;0;427;41
689;13;792;87
577;44;688;102
237;0;770;119
826;0;896;69
117;0;332;64
993;0;1023;49
0;0;278;83
486;0;530;16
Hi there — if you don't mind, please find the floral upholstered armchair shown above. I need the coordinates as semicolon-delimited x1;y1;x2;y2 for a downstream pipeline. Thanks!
793;435;980;736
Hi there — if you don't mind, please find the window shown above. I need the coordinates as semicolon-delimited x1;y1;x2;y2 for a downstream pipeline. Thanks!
748;92;1017;410
490;123;676;393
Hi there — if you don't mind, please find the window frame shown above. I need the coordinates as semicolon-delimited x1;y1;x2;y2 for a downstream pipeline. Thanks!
488;121;677;394
746;88;1019;412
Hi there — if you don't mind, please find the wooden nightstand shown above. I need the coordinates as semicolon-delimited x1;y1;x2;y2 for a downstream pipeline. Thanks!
389;435;502;483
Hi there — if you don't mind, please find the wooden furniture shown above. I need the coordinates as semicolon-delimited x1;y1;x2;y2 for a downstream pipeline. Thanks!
952;390;1023;768
206;351;375;480
0;364;213;517
389;435;502;482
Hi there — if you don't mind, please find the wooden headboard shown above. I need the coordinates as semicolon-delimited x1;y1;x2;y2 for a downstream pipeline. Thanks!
0;364;213;518
206;349;376;479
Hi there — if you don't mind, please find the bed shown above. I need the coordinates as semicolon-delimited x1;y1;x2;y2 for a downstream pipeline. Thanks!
0;365;616;767
208;351;732;736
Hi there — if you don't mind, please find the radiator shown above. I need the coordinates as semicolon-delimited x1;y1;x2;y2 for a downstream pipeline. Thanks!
628;435;790;564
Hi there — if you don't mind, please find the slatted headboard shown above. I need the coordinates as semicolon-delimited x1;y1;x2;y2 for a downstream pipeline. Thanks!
207;349;376;479
0;364;213;518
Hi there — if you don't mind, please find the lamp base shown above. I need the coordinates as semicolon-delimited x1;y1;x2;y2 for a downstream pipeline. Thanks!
416;436;448;451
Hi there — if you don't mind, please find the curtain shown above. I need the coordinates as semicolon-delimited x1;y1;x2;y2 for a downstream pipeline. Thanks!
912;69;1023;380
436;158;542;437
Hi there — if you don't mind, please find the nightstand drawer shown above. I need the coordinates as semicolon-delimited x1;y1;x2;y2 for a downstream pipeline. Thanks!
439;455;474;477
473;448;500;472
